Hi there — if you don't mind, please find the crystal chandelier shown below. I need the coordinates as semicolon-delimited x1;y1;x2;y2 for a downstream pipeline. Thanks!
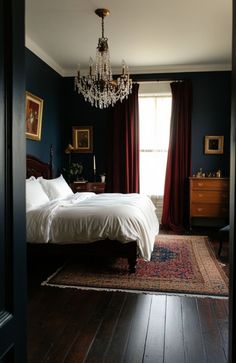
74;8;132;109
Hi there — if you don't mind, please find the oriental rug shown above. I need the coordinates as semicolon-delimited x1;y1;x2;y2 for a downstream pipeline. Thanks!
42;235;228;296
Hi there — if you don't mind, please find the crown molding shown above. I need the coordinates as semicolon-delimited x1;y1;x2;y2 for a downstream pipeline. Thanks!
25;36;65;76
126;63;232;74
63;63;232;77
26;37;232;77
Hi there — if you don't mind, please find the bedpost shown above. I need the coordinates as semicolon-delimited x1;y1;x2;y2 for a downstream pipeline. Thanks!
127;241;137;273
49;144;53;178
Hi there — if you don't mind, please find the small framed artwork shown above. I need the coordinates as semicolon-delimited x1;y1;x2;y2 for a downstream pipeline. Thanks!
25;92;43;141
72;126;93;153
204;135;224;154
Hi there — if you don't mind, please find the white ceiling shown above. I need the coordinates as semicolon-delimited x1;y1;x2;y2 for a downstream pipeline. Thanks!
25;0;232;76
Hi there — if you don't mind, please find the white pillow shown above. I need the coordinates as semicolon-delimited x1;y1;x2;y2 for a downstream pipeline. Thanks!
26;176;36;181
26;178;50;210
38;175;73;200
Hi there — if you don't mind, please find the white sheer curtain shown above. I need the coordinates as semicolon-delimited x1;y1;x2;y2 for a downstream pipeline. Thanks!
138;82;172;219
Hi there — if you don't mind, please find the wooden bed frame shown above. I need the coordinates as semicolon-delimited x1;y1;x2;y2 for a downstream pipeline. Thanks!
26;154;137;273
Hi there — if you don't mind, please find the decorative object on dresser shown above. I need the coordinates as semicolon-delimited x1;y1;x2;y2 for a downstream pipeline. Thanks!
68;162;83;182
72;126;93;153
189;177;229;227
71;181;105;194
25;92;44;141
100;173;106;183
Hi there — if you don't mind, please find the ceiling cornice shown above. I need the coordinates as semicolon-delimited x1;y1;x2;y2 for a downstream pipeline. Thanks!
26;36;65;76
26;37;232;78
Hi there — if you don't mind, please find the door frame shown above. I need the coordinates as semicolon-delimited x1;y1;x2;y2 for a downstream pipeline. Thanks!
0;0;26;361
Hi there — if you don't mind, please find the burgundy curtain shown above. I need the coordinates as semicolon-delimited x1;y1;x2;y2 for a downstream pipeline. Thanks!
107;83;139;193
161;81;192;233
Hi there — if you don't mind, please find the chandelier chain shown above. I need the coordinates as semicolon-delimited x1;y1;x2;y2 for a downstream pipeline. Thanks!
101;16;104;38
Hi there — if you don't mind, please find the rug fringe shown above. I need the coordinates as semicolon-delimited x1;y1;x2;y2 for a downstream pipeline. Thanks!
41;280;228;299
41;263;67;286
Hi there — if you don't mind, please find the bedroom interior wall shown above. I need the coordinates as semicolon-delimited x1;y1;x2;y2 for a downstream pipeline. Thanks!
63;71;231;181
25;48;63;176
134;71;231;178
26;48;231;181
189;71;231;177
62;78;113;182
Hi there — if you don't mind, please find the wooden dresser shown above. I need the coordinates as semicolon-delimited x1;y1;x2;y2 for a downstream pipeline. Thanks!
71;181;105;194
189;177;229;226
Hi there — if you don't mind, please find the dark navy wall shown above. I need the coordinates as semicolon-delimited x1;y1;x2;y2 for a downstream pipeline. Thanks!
63;72;231;180
25;48;63;176
190;72;231;177
26;49;231;181
62;78;112;181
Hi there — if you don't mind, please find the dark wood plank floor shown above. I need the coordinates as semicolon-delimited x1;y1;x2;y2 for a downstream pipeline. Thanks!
28;278;229;359
28;287;228;363
28;228;229;363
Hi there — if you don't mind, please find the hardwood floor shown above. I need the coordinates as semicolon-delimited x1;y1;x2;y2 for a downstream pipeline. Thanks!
28;288;228;362
28;229;229;363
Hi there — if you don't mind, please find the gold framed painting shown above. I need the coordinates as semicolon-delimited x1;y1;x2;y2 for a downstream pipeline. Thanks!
72;126;93;153
204;135;224;154
25;92;43;141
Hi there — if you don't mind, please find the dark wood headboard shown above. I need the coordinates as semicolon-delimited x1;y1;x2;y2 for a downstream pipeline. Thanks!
26;155;52;179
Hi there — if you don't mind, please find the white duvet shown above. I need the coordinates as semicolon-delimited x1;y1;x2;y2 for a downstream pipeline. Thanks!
27;192;159;260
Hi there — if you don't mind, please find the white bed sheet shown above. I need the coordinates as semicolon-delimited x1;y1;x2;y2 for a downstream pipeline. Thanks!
27;192;159;260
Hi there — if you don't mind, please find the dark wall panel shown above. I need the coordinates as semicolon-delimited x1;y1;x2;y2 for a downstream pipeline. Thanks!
62;78;112;181
190;72;231;177
25;48;63;176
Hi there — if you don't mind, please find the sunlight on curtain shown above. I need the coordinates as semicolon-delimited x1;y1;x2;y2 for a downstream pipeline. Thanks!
139;95;172;197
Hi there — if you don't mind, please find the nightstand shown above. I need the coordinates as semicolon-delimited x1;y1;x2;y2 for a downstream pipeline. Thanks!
71;181;105;194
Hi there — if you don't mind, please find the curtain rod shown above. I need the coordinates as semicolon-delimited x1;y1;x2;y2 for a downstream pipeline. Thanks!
137;80;184;84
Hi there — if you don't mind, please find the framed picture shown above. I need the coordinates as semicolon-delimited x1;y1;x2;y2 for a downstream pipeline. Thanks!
204;135;224;154
72;126;93;153
25;92;43;141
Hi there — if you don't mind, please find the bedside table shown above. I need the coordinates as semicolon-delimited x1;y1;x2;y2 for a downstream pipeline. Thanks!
71;181;105;194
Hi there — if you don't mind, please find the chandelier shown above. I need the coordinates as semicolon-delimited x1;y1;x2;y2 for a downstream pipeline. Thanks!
74;8;132;109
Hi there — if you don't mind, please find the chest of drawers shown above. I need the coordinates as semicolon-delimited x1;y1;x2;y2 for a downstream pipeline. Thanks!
71;181;105;194
189;177;229;225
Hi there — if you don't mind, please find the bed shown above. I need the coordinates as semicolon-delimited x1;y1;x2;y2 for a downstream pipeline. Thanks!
26;154;159;272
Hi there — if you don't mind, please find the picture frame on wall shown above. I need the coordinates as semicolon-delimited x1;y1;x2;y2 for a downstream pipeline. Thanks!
204;135;224;154
72;126;93;153
25;92;43;141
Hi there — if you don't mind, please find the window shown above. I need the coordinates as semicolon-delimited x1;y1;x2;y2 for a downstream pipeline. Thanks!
139;87;172;198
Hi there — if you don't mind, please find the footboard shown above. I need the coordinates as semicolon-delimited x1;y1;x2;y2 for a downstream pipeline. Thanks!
27;239;138;273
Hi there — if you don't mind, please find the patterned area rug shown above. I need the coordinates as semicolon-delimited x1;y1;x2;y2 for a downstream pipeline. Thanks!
42;235;228;296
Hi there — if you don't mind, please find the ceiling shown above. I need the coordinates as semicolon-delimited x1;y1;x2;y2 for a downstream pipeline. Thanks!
25;0;232;76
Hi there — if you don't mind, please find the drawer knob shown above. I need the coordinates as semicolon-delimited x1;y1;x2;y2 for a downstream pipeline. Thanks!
197;182;203;187
197;208;203;212
198;193;203;197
